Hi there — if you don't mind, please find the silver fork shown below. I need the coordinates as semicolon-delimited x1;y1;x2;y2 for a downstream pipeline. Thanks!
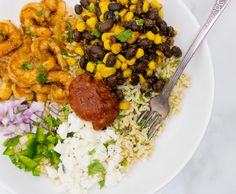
137;0;231;140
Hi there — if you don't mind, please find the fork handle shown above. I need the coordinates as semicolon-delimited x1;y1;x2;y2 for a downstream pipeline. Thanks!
162;0;231;98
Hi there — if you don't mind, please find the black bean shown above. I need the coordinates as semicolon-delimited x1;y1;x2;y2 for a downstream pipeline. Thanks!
96;19;114;33
110;36;117;43
164;50;172;58
156;43;169;52
122;42;129;50
80;56;87;69
113;89;124;100
124;47;137;60
144;19;156;27
83;30;95;41
108;3;123;11
147;76;158;85
153;79;165;92
148;52;157;61
130;73;140;85
117;79;125;85
80;0;89;8
72;30;82;42
115;69;123;79
166;38;173;46
88;45;106;59
140;13;147;19
171;46;182;58
141;82;150;93
135;0;143;15
148;8;159;20
139;39;154;49
159;21;167;33
95;4;101;18
75;4;83;15
166;26;176;37
104;11;114;20
135;61;147;73
82;15;90;22
104;76;117;88
86;71;95;78
106;53;116;67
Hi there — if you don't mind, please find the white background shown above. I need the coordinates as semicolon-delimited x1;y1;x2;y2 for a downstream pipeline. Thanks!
156;0;236;194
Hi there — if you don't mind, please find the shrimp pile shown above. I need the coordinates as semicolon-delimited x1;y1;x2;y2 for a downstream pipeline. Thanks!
0;0;77;103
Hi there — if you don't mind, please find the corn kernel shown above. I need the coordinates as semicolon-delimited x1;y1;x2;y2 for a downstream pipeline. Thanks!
99;1;109;13
86;62;96;73
119;101;131;110
114;25;125;35
104;40;111;50
127;31;140;44
86;17;97;30
111;43;122;54
103;53;110;63
131;0;137;4
139;74;146;84
157;57;163;65
75;46;84;56
101;32;114;41
146;31;155;41
124;12;134;22
161;36;166;42
126;58;136;65
94;72;103;80
156;50;164;57
76;68;85;75
143;0;149;13
151;0;163;9
99;15;104;22
76;21;86;32
121;63;128;70
139;34;146;39
114;60;122;69
119;9;127;17
146;69;153;77
136;48;144;58
117;54;126;62
101;67;116;78
159;11;164;18
130;5;136;12
96;64;106;72
123;68;132;78
148;60;156;70
117;0;128;6
154;34;162;45
67;57;76;66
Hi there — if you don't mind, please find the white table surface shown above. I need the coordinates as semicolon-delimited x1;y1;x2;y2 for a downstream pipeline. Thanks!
0;1;235;194
156;0;236;194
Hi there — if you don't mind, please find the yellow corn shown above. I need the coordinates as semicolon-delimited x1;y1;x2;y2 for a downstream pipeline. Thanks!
161;36;166;42
148;60;156;70
126;58;136;65
136;48;144;58
127;31;140;44
146;31;155;41
123;68;132;78
114;25;125;35
86;17;97;30
104;40;111;50
75;46;84;56
156;50;164;57
124;12;134;22
151;0;163;9
99;1;109;13
139;74;146;84
117;0;128;5
101;32;114;42
67;57;76;66
86;62;96;73
94;72;103;80
117;54;126;62
143;0;149;13
114;60;122;69
111;43;122;54
159;11;164;18
146;69;153;77
119;101;131;110
119;9;127;17
130;5;136;12
157;57;163;65
154;34;162;45
103;53;110;63
76;68;85;75
121;63;128;70
76;21;86;32
101;67;116;78
96;64;106;72
131;0;137;4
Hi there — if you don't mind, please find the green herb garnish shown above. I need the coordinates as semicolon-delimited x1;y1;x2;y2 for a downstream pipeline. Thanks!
88;159;106;176
96;60;103;64
58;35;65;42
60;106;71;120
35;9;43;16
61;50;68;56
116;115;125;120
136;19;144;26
0;29;5;39
36;73;47;84
104;140;116;148
87;4;94;12
120;159;128;166
37;64;45;72
114;11;119;20
91;30;101;38
20;62;34;70
88;149;96;155
98;179;105;189
43;114;62;133
65;21;72;30
67;31;74;43
25;27;32;35
116;29;132;42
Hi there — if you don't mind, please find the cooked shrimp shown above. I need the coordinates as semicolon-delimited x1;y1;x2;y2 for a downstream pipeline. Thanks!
0;20;22;57
0;76;12;100
41;0;66;26
31;84;51;94
12;84;34;101
47;71;73;103
36;93;48;102
20;3;51;37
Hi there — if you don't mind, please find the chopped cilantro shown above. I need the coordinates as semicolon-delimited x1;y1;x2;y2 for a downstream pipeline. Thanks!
37;64;45;72
61;50;68;56
114;11;119;20
0;29;5;39
104;140;116;148
58;35;65;42
98;179;105;189
20;62;34;70
116;29;132;42
88;160;106;176
116;115;125;120
87;4;94;12
60;106;71;120
36;73;47;84
120;159;128;166
35;9;43;16
25;27;32;35
67;31;74;43
43;114;62;133
67;132;75;138
88;149;96;155
65;21;72;30
91;30;101;38
96;60;103;64
136;19;144;26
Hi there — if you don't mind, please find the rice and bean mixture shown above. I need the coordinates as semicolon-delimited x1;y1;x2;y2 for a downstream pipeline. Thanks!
0;0;190;193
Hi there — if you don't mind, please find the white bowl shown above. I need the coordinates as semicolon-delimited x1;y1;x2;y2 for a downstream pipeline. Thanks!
0;0;214;193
